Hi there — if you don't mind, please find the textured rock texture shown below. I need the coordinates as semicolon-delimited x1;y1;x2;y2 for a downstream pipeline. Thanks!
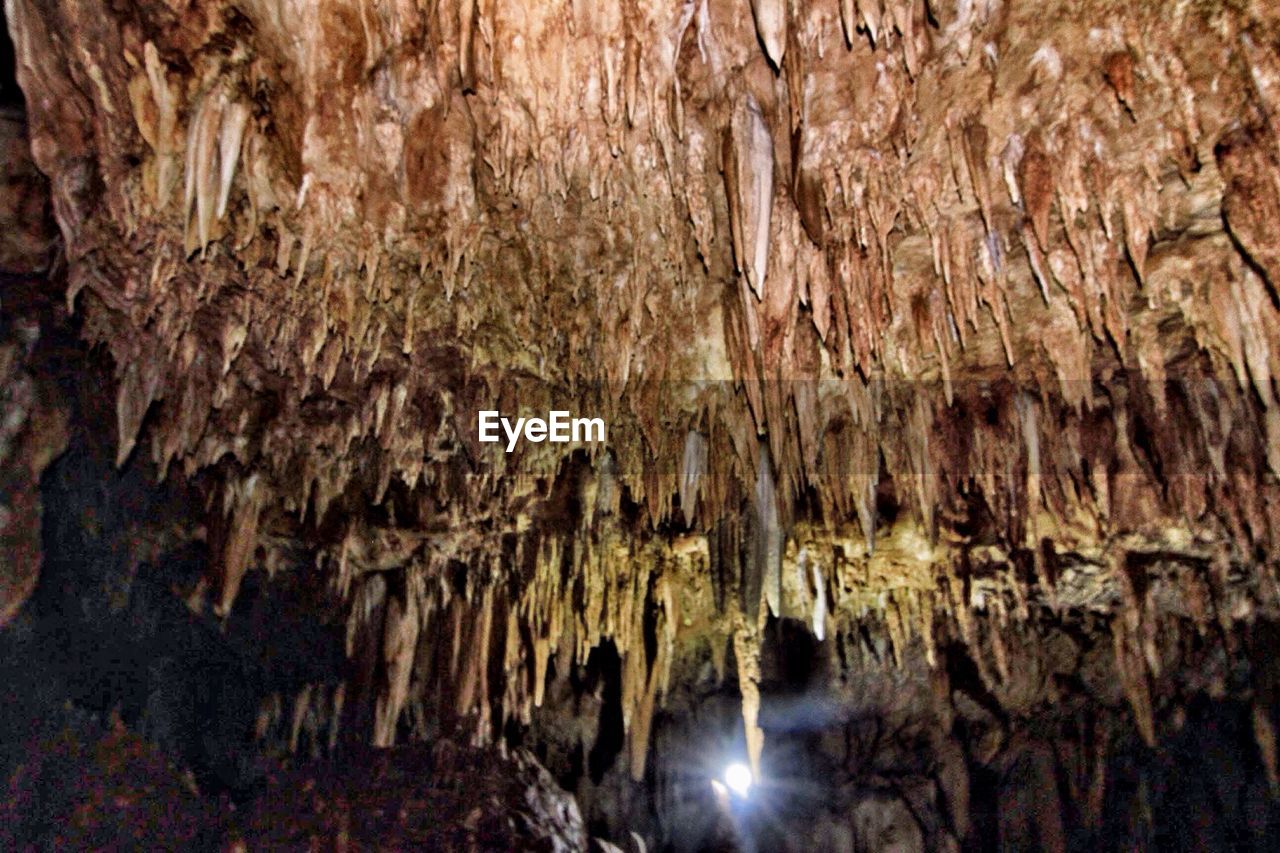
1;716;584;851
0;106;63;627
8;0;1280;849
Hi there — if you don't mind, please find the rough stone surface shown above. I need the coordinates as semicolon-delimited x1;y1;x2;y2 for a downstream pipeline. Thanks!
7;1;1280;850
2;716;584;851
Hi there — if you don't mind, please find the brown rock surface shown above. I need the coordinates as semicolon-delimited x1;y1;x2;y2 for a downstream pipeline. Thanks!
7;1;1280;849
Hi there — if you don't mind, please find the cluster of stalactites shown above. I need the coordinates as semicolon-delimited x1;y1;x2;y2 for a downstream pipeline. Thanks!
321;493;1280;785
13;0;1280;785
15;0;1280;555
330;524;689;779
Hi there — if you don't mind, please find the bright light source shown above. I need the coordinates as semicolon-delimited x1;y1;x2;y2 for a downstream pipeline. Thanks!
723;762;753;798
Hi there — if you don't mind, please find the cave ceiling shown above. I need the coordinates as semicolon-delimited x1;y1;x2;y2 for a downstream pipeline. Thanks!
9;0;1280;782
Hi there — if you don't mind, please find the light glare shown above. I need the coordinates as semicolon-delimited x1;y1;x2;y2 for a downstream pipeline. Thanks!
723;761;753;797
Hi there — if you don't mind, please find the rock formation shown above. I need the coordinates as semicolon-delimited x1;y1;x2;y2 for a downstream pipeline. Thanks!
6;0;1280;849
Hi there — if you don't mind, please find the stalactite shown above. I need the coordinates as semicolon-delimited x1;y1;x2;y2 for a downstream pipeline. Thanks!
752;443;782;618
373;583;420;747
749;0;787;69
289;684;312;754
215;478;262;617
679;430;707;528
136;41;179;208
811;556;827;642
628;611;669;782
215;102;249;221
733;625;764;779
458;0;477;91
1112;597;1156;748
184;85;226;255
726;94;775;302
114;361;157;467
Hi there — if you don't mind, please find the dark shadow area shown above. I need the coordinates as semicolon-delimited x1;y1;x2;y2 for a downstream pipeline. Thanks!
1;6;22;108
